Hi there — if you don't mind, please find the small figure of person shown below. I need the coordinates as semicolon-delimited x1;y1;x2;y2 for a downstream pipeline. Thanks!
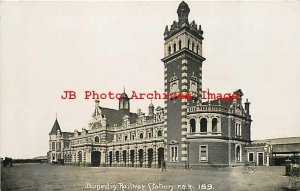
162;160;166;171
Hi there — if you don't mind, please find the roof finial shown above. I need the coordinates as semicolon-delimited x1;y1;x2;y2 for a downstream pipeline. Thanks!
123;86;125;93
56;112;57;120
177;1;190;24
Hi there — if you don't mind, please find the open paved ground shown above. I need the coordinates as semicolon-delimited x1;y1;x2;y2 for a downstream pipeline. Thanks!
1;164;295;191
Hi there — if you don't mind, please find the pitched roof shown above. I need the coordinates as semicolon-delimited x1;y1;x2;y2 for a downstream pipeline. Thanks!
100;107;138;128
49;119;61;135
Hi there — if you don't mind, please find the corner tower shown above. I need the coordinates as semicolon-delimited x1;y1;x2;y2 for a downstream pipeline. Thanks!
162;1;205;168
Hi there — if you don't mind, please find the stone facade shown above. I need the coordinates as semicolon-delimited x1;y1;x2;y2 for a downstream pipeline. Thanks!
48;1;252;168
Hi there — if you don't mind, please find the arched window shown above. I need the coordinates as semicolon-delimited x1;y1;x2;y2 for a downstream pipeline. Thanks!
192;42;195;52
196;45;199;54
179;40;182;50
157;130;162;137
236;146;241;162
200;118;207;132
125;136;128;141
140;133;143;139
148;132;152;138
168;46;171;55
173;43;176;53
190;119;196;133
188;40;190;49
212;118;218;132
94;136;100;143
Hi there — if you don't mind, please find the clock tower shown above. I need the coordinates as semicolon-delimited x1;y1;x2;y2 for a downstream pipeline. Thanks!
162;1;206;168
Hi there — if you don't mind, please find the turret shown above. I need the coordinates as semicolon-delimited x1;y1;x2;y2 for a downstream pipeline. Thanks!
119;88;130;111
148;101;155;116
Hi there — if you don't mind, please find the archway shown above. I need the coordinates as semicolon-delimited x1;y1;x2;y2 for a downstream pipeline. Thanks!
157;147;164;168
115;151;120;164
91;151;101;167
130;150;135;167
109;151;113;167
190;119;196;133
212;118;218;132
138;149;143;167
147;148;153;168
200;118;207;132
236;146;241;162
122;150;127;166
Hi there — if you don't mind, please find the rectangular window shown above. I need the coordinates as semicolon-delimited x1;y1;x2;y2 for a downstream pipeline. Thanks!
170;146;178;162
57;142;61;151
248;152;254;162
52;142;55;151
235;123;241;136
199;145;208;162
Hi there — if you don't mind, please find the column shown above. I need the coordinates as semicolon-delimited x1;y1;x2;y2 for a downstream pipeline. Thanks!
217;117;221;133
144;146;147;168
154;145;157;168
101;150;105;167
112;148;115;167
196;118;200;133
135;147;138;168
127;148;130;167
207;117;212;134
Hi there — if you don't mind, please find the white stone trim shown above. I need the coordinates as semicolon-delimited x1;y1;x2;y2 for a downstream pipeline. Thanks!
182;73;188;77
182;85;188;90
182;60;188;64
181;150;187;154
181;157;187;161
182;79;188;83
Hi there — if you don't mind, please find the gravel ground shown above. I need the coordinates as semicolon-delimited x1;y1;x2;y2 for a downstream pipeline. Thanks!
1;164;292;191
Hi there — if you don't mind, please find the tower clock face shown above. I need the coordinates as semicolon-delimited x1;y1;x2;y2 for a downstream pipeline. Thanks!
170;82;179;93
191;81;197;92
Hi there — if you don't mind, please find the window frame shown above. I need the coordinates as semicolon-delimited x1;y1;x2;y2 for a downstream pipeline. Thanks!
199;145;208;162
170;145;178;162
248;152;254;162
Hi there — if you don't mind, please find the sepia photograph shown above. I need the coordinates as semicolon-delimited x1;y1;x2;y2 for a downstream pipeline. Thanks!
1;1;300;191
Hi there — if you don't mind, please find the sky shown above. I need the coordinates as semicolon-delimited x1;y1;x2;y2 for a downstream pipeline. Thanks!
1;1;300;159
